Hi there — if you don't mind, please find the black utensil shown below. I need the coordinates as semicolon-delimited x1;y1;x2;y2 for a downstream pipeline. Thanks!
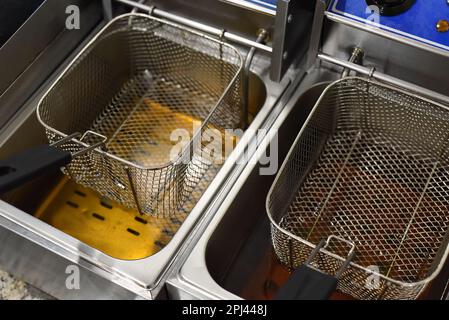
0;132;104;193
275;236;356;300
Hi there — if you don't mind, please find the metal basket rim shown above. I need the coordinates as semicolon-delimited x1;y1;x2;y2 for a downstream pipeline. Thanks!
265;76;449;289
36;12;244;171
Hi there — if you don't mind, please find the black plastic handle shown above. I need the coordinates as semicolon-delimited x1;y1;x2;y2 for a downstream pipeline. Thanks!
275;264;338;300
0;145;72;193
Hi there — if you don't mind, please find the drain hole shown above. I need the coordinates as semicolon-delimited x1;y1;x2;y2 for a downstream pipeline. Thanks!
162;229;175;237
92;213;105;221
154;241;164;248
100;200;113;210
127;228;140;236
74;190;87;197
66;201;79;208
135;216;148;225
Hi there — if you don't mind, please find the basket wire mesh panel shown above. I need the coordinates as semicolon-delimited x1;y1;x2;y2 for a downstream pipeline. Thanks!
267;77;449;300
37;13;243;216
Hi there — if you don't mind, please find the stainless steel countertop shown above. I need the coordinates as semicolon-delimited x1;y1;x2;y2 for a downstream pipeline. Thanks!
0;270;52;300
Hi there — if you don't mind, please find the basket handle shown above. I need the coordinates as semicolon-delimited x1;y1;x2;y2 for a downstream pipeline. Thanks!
275;236;356;300
0;145;72;193
275;264;339;300
0;132;106;194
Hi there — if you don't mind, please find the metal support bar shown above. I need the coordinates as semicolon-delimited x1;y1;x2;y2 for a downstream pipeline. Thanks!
241;29;268;129
102;0;113;20
125;167;144;215
113;0;272;53
306;0;327;71
271;0;317;82
131;0;146;14
318;52;449;106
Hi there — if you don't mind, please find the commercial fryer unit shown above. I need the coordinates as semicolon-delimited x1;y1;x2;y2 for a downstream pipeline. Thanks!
168;0;449;300
0;0;309;299
1;0;449;300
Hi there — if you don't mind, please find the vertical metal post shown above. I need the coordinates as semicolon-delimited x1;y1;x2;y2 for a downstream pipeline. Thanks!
271;0;317;82
125;167;144;215
102;0;113;21
306;0;327;71
341;47;365;78
241;29;268;129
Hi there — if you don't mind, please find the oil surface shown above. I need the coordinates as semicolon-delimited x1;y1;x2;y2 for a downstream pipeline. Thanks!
35;178;181;260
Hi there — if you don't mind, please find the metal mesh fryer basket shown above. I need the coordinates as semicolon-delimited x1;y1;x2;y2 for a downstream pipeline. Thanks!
267;77;449;300
37;13;243;216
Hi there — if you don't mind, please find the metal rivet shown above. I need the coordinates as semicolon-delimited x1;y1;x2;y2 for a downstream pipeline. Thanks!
287;14;293;23
283;52;288;60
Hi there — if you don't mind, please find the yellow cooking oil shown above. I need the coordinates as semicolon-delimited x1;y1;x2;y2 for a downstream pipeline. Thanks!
34;177;182;260
34;100;238;260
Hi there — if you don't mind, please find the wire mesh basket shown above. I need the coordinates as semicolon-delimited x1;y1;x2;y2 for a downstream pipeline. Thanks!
37;13;243;216
267;77;449;300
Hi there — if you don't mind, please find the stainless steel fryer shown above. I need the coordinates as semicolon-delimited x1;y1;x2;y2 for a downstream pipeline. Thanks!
0;0;288;299
267;77;449;300
5;0;449;301
166;0;449;302
8;13;244;217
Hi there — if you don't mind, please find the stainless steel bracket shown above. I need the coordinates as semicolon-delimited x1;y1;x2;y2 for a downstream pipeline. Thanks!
102;0;113;20
270;0;318;82
306;0;327;71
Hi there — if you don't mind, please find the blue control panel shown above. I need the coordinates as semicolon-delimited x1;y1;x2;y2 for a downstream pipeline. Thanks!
329;0;449;52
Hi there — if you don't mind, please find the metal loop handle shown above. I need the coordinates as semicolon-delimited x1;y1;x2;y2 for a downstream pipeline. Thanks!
73;131;107;157
51;131;107;158
306;235;356;279
50;132;82;147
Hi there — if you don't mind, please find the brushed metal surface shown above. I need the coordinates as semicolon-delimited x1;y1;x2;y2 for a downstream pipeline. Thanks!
0;0;102;131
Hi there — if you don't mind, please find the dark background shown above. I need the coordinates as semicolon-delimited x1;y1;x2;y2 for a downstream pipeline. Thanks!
0;0;46;47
